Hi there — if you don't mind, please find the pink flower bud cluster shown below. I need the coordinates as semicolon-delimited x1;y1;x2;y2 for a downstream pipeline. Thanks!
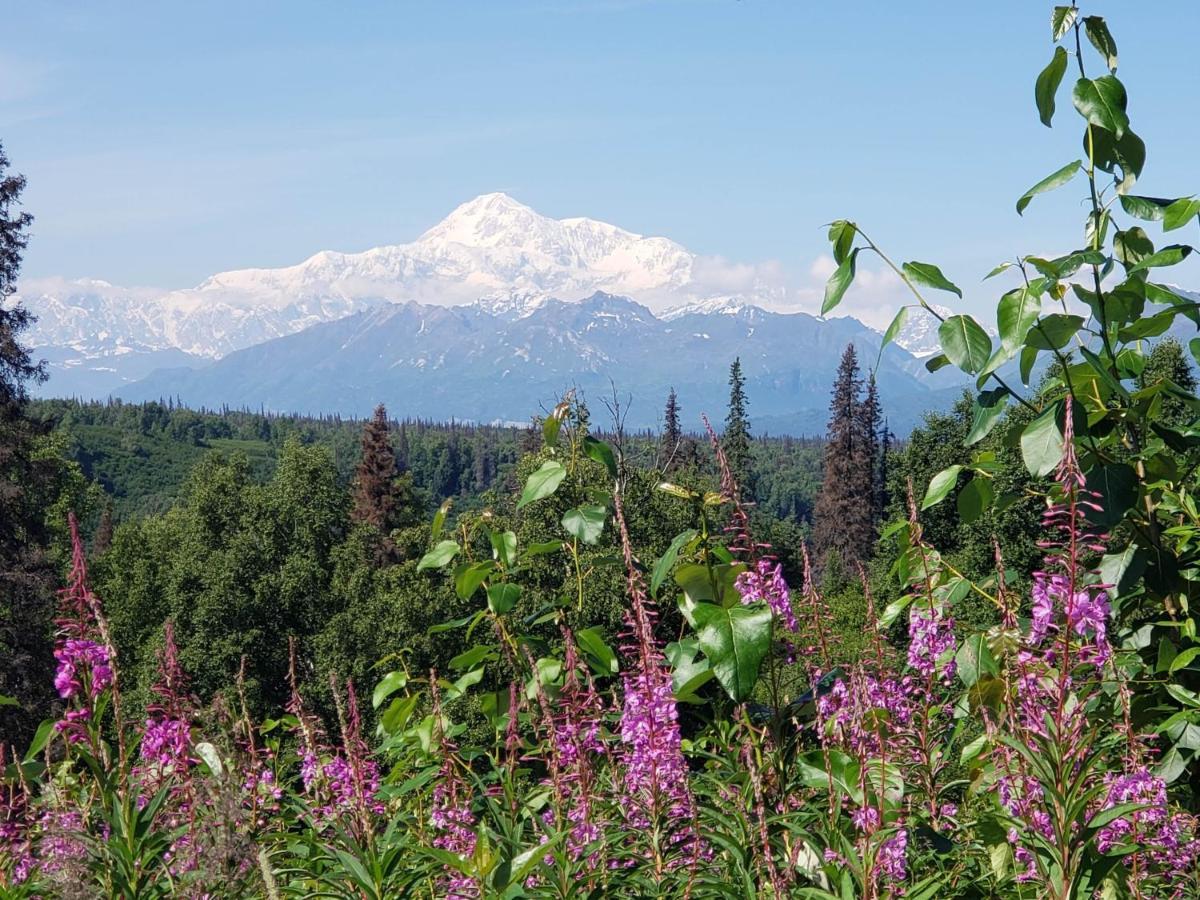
53;639;113;700
736;559;799;633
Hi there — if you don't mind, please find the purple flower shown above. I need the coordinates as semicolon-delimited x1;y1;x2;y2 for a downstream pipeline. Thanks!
907;604;957;681
736;559;799;633
52;639;113;699
852;805;880;833
875;828;907;883
619;661;694;828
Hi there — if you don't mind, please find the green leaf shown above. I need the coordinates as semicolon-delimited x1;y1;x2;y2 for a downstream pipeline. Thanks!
957;477;995;524
1163;197;1200;232
1170;647;1200;674
880;306;909;350
925;353;951;373
561;504;606;545
1098;544;1143;597
822;248;859;315
984;261;1014;279
489;529;517;568
692;602;773;703
1072;76;1129;139
1035;46;1069;127
651;528;698;598
1128;244;1193;273
1017;160;1081;214
1021;403;1064;477
417;540;460;571
582;436;618;478
1083;463;1137;527
372;670;408;709
450;644;494;670
1118;194;1172;221
24;720;54;762
998;287;1042;352
517;460;567;509
455;561;496;600
921;465;963;510
0;694;18;708
431;498;452;542
1026;313;1084;351
1051;5;1077;40
956;634;999;688
902;261;962;298
828;219;856;265
426;611;481;635
1020;345;1039;385
1092;127;1145;192
487;582;521;614
665;637;714;703
938;315;992;374
576;627;619;675
1083;16;1118;72
966;390;1010;445
524;539;563;558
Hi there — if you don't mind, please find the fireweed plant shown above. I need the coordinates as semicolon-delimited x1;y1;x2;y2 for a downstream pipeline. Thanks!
3;6;1200;898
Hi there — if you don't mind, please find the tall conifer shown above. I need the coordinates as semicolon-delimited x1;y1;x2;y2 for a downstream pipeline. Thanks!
812;344;875;576
723;358;752;490
662;387;682;472
352;404;400;532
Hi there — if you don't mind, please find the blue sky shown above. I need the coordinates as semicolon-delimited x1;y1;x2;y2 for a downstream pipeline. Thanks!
3;0;1198;321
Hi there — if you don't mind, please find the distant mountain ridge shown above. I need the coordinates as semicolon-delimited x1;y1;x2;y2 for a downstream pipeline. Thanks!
119;292;966;434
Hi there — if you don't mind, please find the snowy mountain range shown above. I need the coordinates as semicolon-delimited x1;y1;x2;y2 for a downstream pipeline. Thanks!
10;191;1079;431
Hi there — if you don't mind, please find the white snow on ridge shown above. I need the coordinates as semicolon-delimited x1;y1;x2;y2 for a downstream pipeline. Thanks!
13;193;782;361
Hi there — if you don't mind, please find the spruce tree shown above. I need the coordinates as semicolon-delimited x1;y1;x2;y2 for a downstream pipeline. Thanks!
662;387;682;472
812;344;874;578
861;373;884;527
723;358;752;490
352;404;401;532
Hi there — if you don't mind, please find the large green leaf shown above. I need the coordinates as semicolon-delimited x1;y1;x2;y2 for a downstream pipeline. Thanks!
965;390;1010;445
957;634;999;688
1026;314;1084;351
938;315;992;374
455;560;497;600
487;582;521;614
902;261;962;298
1118;194;1172;222
561;504;606;545
1083;16;1118;72
1163;198;1200;232
417;540;460;571
1020;403;1064;477
582;436;618;478
517;460;567;509
1072;76;1129;138
880;306;909;350
998;287;1042;352
822;248;859;315
921;465;962;510
692;602;773;702
1091;126;1144;192
828;219;856;265
1083;463;1137;528
1035;46;1068;127
651;529;697;598
957;476;995;524
665;637;715;703
1051;5;1077;40
1017;160;1081;215
1128;244;1193;273
576;626;619;675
